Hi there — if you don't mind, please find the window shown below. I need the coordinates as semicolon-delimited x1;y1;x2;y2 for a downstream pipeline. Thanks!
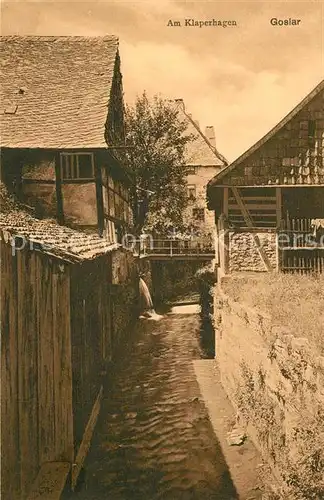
187;184;196;200
186;166;197;175
61;153;94;180
193;208;205;221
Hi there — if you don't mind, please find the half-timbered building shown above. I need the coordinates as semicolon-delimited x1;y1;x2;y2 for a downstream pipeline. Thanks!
0;35;137;499
1;35;133;242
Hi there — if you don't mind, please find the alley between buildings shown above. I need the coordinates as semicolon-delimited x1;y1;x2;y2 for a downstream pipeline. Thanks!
73;307;238;500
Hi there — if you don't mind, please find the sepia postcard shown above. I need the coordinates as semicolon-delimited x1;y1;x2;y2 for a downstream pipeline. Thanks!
1;1;323;499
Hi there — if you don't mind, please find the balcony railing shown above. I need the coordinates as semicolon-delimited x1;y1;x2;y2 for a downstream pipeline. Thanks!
280;217;324;273
133;238;214;258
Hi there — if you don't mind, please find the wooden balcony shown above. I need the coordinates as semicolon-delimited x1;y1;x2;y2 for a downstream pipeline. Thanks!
134;239;215;261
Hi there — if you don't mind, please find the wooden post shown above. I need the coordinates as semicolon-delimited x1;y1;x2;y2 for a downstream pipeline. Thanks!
218;187;230;276
55;153;64;225
95;162;104;237
276;188;283;272
276;188;282;228
223;188;229;274
214;220;219;266
223;187;229;218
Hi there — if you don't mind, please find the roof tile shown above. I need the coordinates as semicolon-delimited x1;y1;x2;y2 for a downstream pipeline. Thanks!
0;210;120;262
1;35;119;149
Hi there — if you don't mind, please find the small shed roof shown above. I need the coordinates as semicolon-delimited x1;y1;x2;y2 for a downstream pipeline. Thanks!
0;183;119;263
1;35;119;149
0;210;120;263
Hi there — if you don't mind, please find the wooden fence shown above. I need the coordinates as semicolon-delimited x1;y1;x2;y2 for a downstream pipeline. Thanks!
1;241;73;499
69;257;112;484
1;240;127;498
280;217;324;273
134;238;214;259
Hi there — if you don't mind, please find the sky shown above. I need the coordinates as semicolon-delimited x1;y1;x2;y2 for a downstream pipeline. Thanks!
1;0;323;162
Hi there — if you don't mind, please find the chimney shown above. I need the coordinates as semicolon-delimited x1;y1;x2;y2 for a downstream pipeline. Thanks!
175;98;185;111
205;126;216;147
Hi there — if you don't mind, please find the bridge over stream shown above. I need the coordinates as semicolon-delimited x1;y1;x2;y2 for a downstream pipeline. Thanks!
133;238;215;261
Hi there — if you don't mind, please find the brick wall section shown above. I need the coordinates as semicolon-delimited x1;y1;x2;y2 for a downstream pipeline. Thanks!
214;283;324;494
229;231;277;272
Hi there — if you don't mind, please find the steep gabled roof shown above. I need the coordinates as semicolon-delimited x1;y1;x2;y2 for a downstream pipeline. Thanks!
208;79;324;187
1;35;119;149
175;100;228;167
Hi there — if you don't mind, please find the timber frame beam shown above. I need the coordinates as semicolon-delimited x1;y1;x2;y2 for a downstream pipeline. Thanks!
231;187;273;272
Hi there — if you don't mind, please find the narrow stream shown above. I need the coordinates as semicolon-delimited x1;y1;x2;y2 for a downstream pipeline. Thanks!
73;305;237;500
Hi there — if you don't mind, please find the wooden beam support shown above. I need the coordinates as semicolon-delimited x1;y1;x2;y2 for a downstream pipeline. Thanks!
276;187;283;272
223;187;229;217
71;386;103;490
231;187;273;272
94;163;105;237
276;187;282;228
55;153;64;225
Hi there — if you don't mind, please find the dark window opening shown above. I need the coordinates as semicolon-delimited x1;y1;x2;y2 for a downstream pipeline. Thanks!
193;208;205;221
61;153;94;180
78;154;93;178
187;184;196;200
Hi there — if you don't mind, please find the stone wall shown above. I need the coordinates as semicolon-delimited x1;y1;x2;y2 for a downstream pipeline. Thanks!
138;258;153;294
229;231;277;272
111;248;139;352
214;283;324;498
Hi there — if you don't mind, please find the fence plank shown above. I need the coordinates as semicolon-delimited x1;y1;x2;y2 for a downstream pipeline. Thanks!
53;264;74;462
281;217;324;273
17;250;39;498
37;256;56;465
1;242;20;498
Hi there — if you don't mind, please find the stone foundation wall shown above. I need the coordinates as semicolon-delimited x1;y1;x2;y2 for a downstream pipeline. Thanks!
139;258;153;294
229;231;277;272
111;249;139;351
214;284;324;498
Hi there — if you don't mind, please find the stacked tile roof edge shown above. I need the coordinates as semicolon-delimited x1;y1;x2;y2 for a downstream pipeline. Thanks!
0;183;120;263
0;211;121;263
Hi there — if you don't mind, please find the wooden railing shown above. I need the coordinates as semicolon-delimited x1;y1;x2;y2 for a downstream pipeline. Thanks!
280;217;324;273
133;238;214;258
